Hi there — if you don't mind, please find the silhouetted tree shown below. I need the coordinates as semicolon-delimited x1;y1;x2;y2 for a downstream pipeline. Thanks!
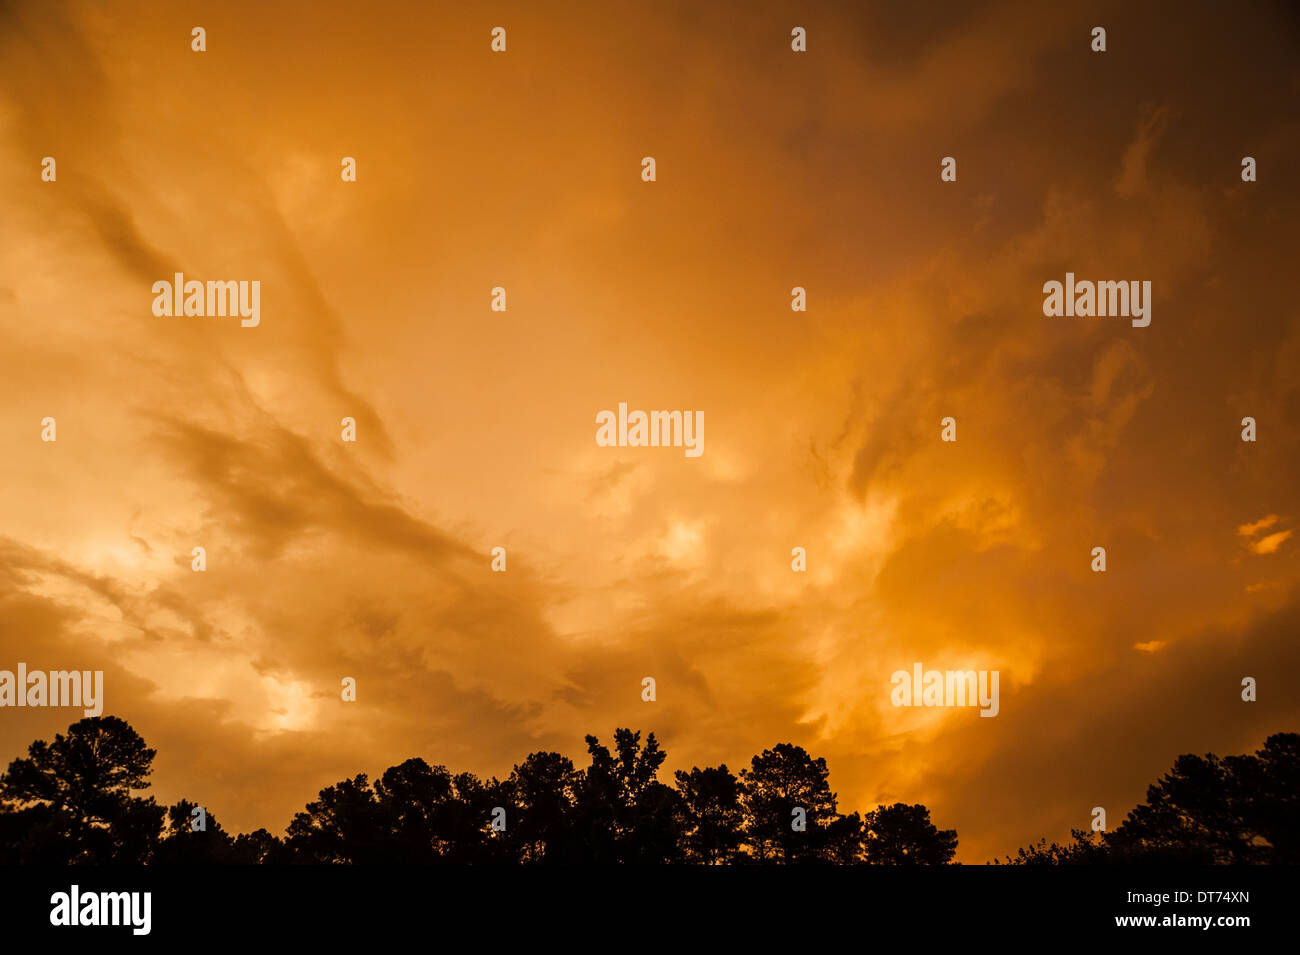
739;743;837;863
578;729;683;863
441;769;514;864
370;759;447;863
231;827;287;864
285;774;387;864
1107;732;1299;864
507;751;583;863
0;801;74;864
674;765;744;864
154;799;238;863
863;802;958;864
824;810;866;864
1003;733;1300;865
371;758;502;863
284;759;510;864
0;716;163;863
1000;830;1109;865
1237;732;1300;863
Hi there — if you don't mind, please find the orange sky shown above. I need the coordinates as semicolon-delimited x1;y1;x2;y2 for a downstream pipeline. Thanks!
1;0;1298;862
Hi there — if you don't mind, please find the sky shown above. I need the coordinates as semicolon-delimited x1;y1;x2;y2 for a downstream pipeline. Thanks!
1;0;1298;863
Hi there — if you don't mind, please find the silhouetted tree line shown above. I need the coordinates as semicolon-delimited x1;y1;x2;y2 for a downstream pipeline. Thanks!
0;717;1293;864
0;718;954;864
1000;732;1299;864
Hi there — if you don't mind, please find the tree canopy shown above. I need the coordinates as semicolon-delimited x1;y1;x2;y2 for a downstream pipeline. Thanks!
1002;733;1299;865
3;716;1293;864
